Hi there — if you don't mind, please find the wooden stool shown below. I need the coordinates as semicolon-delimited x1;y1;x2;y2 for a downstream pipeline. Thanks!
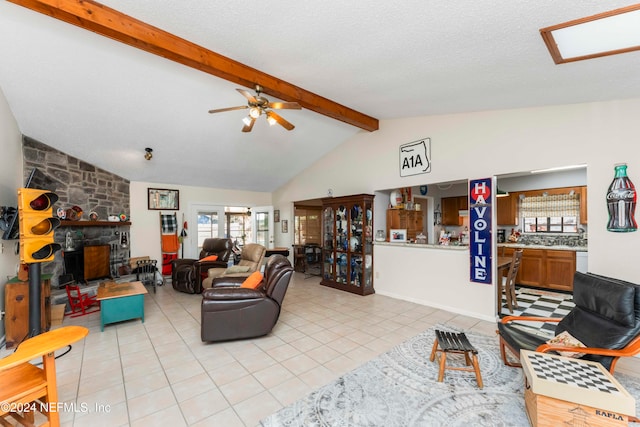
429;329;483;388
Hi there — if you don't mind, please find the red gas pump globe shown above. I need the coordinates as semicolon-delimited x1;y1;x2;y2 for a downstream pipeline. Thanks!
470;181;491;204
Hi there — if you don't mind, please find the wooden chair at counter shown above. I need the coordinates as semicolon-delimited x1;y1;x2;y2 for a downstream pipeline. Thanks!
501;249;523;313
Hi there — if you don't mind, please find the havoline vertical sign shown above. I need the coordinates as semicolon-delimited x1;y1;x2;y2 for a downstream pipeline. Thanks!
469;178;492;284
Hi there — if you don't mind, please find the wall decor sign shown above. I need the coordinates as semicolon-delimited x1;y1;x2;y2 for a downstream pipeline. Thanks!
274;209;280;223
281;219;288;233
399;137;431;177
148;188;179;210
469;178;492;284
606;163;637;232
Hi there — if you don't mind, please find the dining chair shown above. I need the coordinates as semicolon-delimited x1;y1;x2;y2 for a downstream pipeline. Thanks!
65;284;100;317
502;249;523;313
0;326;89;427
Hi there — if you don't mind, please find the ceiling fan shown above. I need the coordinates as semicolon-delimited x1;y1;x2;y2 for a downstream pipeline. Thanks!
208;84;301;132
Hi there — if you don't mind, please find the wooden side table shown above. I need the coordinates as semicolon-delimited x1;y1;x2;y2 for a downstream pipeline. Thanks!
4;275;52;349
96;281;148;331
521;350;635;426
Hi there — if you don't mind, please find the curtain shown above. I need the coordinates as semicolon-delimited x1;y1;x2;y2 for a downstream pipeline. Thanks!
519;194;580;218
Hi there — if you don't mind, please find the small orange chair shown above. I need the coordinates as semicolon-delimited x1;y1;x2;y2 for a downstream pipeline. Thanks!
65;284;100;317
0;326;89;427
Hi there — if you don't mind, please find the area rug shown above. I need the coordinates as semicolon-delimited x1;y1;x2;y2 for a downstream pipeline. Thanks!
260;324;640;427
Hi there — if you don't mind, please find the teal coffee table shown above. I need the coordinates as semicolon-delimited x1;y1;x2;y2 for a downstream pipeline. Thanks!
97;281;148;331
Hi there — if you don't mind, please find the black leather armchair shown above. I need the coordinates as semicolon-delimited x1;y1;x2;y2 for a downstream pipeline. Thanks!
171;238;232;294
498;271;640;373
201;254;293;342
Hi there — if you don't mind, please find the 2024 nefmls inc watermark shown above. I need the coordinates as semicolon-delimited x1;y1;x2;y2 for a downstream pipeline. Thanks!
1;401;111;414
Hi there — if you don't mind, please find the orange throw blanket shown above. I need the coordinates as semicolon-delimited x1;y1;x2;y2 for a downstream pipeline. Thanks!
161;234;180;253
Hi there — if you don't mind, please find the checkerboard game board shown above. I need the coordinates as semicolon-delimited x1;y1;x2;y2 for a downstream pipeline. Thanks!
501;287;574;337
521;350;636;417
527;352;621;394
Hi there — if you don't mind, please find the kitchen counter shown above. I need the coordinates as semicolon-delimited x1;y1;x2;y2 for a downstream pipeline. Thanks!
498;243;587;252
374;241;469;251
375;241;587;252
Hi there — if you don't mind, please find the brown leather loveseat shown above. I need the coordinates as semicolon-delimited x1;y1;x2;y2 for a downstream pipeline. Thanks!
201;254;293;342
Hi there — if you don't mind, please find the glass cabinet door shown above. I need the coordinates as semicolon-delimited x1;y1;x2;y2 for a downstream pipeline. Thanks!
348;203;363;287
335;205;348;283
322;207;335;281
363;200;373;290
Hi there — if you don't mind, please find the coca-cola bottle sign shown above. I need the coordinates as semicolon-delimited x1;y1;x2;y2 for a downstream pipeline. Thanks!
606;163;637;232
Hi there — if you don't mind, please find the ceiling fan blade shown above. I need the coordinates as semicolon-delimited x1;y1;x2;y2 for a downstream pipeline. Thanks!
268;101;301;110
208;105;247;114
236;88;257;104
242;117;256;132
267;111;295;131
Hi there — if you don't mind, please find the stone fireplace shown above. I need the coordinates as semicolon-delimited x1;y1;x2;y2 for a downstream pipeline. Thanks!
22;136;131;288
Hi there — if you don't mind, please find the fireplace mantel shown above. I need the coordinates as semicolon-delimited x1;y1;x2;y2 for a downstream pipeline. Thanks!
59;220;131;227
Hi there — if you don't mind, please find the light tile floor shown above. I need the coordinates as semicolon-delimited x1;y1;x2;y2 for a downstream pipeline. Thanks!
3;273;640;426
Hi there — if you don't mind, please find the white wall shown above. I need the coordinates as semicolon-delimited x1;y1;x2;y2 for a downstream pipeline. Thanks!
0;86;23;339
129;181;272;263
274;98;640;320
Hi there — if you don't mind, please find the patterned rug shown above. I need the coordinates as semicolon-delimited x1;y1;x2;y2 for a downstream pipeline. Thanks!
260;324;640;427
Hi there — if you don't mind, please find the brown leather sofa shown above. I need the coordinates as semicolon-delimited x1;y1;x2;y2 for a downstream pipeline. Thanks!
171;238;232;294
201;254;293;342
201;243;266;289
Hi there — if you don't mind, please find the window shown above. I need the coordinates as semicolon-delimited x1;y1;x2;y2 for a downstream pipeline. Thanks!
225;207;253;248
197;211;219;252
294;207;321;245
254;211;269;247
520;193;580;233
523;216;577;233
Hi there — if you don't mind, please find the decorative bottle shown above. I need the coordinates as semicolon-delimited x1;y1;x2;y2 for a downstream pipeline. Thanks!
606;163;637;232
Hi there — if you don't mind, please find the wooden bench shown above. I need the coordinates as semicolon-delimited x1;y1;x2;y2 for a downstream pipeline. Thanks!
429;329;483;388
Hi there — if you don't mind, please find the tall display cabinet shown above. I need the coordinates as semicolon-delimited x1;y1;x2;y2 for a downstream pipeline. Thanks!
321;194;374;296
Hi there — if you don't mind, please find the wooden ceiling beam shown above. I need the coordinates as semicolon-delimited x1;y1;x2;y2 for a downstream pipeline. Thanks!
9;0;379;131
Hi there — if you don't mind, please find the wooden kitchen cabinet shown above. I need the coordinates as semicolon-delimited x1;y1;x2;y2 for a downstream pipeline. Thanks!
580;186;588;224
387;209;425;241
545;250;576;292
497;194;517;225
501;247;575;291
4;276;51;349
441;196;467;226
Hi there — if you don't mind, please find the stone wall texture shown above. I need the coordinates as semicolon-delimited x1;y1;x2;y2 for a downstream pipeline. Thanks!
22;136;130;219
21;136;131;287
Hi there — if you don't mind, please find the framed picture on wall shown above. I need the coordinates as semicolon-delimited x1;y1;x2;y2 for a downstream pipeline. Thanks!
282;220;288;233
148;188;179;210
274;209;280;222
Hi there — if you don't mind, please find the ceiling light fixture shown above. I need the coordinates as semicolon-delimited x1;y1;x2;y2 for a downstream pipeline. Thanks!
242;116;253;126
249;107;262;119
266;112;277;126
530;164;586;174
540;4;640;64
144;147;153;160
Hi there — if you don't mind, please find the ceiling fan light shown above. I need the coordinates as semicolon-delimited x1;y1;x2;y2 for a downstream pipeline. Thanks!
249;107;261;119
266;113;277;126
242;116;252;126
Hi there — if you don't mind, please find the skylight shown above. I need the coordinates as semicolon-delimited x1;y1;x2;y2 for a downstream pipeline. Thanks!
540;4;640;64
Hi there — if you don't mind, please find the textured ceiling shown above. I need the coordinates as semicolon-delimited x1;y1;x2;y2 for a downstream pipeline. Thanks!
1;1;640;191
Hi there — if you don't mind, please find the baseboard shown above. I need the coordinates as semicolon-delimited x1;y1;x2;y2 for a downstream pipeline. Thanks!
374;290;495;323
